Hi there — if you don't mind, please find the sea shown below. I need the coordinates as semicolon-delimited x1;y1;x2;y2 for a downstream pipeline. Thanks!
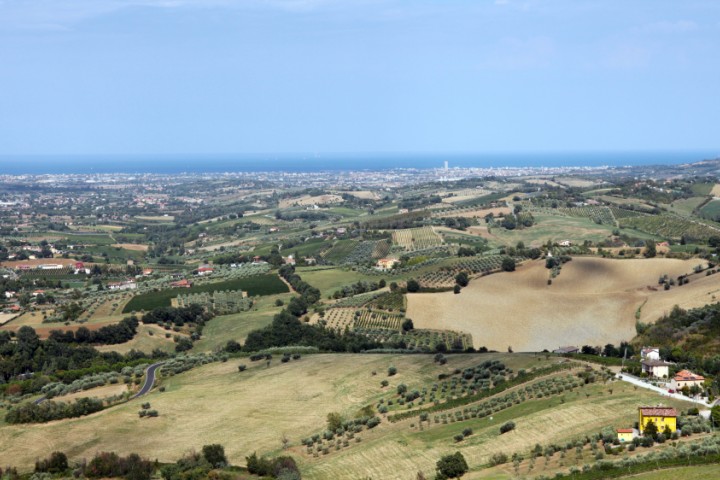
0;151;717;175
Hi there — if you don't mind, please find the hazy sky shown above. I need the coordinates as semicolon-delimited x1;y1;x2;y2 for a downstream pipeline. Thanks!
1;1;718;155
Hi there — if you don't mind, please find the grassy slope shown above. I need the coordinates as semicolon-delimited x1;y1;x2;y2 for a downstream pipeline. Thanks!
622;465;720;480
0;354;545;470
0;353;697;480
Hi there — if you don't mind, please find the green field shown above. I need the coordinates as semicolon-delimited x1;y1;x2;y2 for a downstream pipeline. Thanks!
667;196;707;217
624;465;720;480
491;214;617;247
62;233;116;245
122;274;289;312
690;182;714;196
193;292;295;352
322;239;359;263
298;267;386;298
699;199;720;220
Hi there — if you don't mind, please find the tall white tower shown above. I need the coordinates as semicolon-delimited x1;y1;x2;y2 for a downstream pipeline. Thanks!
444;160;449;171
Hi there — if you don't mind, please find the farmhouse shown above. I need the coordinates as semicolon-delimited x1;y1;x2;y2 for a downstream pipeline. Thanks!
638;406;677;434
558;240;572;247
641;359;672;378
170;279;193;288
376;258;400;270
616;429;635;443
142;268;154;276
671;370;705;391
283;255;296;266
108;280;137;291
197;265;214;276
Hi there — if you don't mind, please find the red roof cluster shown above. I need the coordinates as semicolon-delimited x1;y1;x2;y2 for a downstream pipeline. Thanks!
639;407;677;417
617;429;634;433
674;370;705;382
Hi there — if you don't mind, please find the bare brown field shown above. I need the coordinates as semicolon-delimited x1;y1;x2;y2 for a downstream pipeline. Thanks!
711;184;720;197
406;257;720;351
278;194;343;208
112;243;149;251
337;190;380;200
525;178;565;188
438;207;511;219
0;258;81;268
554;177;600;188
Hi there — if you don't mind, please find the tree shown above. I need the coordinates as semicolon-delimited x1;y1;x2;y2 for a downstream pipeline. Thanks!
435;452;469;479
388;366;398;376
406;279;420;293
327;412;342;431
402;318;414;332
453;284;461;294
643;420;658;439
202;444;227;468
501;257;516;272
644;240;657;258
454;272;469;287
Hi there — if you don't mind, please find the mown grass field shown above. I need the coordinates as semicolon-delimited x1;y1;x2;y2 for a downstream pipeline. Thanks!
123;274;289;313
0;352;699;480
490;214;617;247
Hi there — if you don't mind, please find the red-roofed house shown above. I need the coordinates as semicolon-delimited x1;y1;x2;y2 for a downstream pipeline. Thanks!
671;370;705;391
170;279;192;288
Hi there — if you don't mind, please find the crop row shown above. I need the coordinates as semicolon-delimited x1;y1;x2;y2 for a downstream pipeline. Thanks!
392;226;444;251
619;214;720;241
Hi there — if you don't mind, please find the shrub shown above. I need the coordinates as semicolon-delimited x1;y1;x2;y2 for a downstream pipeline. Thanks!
202;444;227;468
462;427;473;437
388;366;398;376
500;421;516;434
436;451;468;479
238;364;247;372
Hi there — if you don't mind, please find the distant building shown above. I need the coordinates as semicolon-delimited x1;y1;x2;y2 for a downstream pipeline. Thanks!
671;370;705;391
142;268;153;276
108;280;137;291
170;279;192;288
336;227;347;235
641;347;661;361
197;264;214;276
641;359;672;378
376;258;400;270
638;407;677;434
304;257;317;265
558;240;571;247
37;264;63;270
283;255;296;266
553;346;579;354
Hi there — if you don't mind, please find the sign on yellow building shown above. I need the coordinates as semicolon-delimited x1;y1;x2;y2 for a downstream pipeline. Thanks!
638;406;677;434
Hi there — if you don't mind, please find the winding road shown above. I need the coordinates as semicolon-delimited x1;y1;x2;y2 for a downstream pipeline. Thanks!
132;362;163;399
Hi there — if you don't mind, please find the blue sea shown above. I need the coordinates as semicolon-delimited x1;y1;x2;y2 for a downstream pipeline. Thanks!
0;151;717;175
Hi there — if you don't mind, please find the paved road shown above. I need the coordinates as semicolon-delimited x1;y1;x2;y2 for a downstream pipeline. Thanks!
133;362;163;399
617;373;710;407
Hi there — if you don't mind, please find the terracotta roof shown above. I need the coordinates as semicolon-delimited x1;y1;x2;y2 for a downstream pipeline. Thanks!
674;370;705;382
639;407;677;417
617;429;634;433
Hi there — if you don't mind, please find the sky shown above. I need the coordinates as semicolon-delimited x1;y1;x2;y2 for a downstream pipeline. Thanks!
0;0;719;156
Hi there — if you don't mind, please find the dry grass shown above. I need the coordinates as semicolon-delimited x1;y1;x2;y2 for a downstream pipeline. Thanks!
278;195;343;208
406;257;720;351
55;384;128;403
0;313;18;325
711;184;720;197
0;354;540;470
95;325;180;355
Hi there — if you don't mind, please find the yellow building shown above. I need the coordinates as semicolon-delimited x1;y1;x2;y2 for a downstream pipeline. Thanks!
617;429;634;443
638;406;677;434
